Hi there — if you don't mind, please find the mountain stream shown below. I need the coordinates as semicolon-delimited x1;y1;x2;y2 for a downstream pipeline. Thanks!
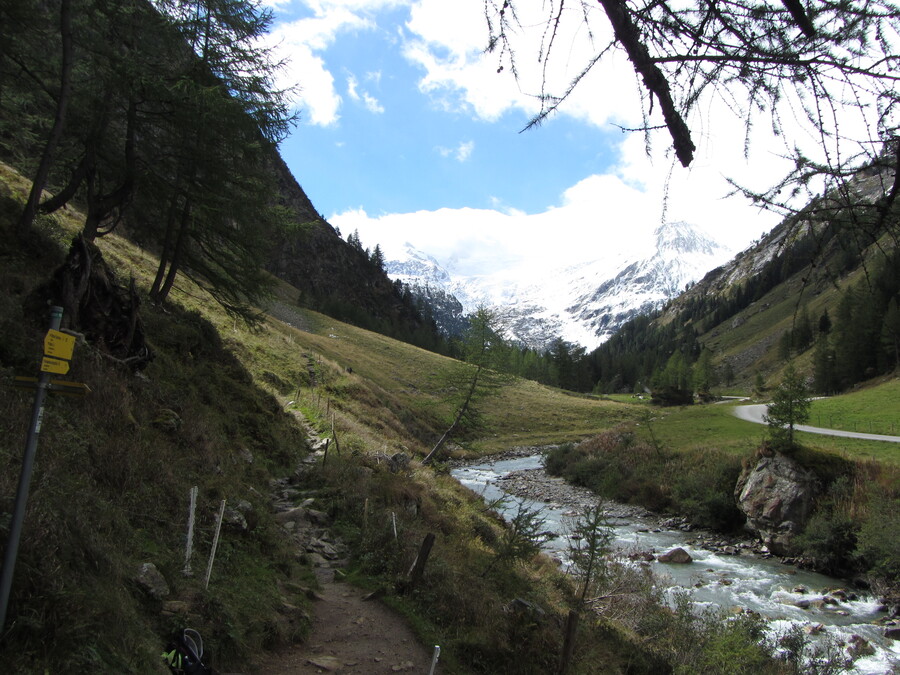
451;451;900;673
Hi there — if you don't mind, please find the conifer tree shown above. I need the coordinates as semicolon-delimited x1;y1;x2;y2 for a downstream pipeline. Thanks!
765;363;811;451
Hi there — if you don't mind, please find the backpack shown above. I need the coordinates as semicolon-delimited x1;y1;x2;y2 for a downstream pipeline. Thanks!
162;628;215;675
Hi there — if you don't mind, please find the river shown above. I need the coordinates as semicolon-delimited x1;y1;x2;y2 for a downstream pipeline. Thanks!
451;451;900;674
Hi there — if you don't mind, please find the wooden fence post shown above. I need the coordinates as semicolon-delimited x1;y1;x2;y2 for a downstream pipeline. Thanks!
331;413;341;454
405;533;436;594
558;609;579;674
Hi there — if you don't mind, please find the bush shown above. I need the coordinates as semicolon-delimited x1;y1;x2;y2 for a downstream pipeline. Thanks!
856;489;900;599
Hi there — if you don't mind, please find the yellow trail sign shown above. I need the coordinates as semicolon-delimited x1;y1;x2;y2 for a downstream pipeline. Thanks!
40;356;70;375
43;329;75;360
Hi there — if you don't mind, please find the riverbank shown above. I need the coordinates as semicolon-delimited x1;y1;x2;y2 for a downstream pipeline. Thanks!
458;445;766;560
452;453;900;674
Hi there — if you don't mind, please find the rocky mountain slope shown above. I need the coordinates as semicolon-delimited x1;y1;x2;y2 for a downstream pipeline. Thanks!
385;221;732;350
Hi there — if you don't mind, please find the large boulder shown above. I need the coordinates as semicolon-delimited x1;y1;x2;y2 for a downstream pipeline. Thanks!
735;453;820;555
658;547;693;564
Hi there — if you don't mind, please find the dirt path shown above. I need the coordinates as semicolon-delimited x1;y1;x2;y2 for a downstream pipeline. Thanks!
252;575;439;674
251;451;441;675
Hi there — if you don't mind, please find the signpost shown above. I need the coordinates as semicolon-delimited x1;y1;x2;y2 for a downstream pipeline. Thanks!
0;307;90;631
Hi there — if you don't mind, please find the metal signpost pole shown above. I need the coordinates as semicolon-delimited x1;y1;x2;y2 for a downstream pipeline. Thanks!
0;306;64;632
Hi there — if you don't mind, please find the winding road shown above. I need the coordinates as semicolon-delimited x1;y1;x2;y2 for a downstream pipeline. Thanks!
732;403;900;443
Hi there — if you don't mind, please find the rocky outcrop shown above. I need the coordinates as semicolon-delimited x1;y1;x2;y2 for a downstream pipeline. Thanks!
734;453;821;555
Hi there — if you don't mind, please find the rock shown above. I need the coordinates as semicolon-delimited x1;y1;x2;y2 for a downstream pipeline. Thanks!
885;627;900;640
237;447;254;464
152;408;181;432
389;453;411;473
506;598;546;618
795;599;811;610
734;453;821;555
307;655;342;671
848;634;875;658
826;588;852;602
224;500;253;532
134;562;169;599
306;508;331;526
792;585;808;594
658;547;693;564
303;552;330;567
628;551;655;562
161;600;190;616
276;506;310;527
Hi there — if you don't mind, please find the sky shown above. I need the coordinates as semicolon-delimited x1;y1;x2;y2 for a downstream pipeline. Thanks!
262;0;792;274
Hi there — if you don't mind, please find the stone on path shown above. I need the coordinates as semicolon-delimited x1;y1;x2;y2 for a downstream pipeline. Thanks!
307;655;342;671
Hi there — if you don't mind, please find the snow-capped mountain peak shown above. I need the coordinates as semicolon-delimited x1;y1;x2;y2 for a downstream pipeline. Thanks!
382;221;733;350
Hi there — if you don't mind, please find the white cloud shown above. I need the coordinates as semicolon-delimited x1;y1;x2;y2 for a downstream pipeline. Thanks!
347;72;384;113
363;92;385;113
265;1;409;125
331;167;743;278
455;140;474;162
434;140;474;162
402;0;636;126
346;73;360;100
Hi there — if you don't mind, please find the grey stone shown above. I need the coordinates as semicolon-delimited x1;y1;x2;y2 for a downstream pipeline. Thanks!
134;562;170;599
657;547;693;564
735;453;820;555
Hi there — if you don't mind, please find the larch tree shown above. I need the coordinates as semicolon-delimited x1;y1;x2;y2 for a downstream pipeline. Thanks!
146;0;296;319
483;0;900;245
423;307;508;464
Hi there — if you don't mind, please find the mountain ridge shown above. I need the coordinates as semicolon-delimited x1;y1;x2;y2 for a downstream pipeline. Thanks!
384;220;733;350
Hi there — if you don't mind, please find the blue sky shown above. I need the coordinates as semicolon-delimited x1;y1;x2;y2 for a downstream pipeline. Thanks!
263;0;788;271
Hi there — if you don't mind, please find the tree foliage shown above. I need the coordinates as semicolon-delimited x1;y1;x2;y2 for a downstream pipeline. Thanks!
765;363;812;450
423;307;509;463
1;0;297;321
484;0;900;240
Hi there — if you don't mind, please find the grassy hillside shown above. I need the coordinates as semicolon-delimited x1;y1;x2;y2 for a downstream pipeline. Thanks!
0;163;652;672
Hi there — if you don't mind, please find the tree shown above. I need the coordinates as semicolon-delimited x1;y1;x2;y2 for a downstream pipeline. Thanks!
778;330;793;362
722;361;735;388
484;0;900;243
143;0;296;318
567;503;613;603
765;363;811;450
812;334;837;395
3;0;296;321
14;0;74;233
794;308;814;352
882;298;900;371
422;308;507;464
818;310;832;336
693;348;716;398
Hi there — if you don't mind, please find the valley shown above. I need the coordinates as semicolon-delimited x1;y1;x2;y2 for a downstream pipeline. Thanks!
1;1;899;669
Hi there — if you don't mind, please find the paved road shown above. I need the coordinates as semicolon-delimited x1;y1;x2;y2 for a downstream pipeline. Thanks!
732;403;900;443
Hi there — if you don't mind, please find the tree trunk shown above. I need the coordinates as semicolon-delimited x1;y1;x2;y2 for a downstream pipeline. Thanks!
82;98;138;240
150;193;187;300
18;0;75;232
422;364;482;465
155;200;191;303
